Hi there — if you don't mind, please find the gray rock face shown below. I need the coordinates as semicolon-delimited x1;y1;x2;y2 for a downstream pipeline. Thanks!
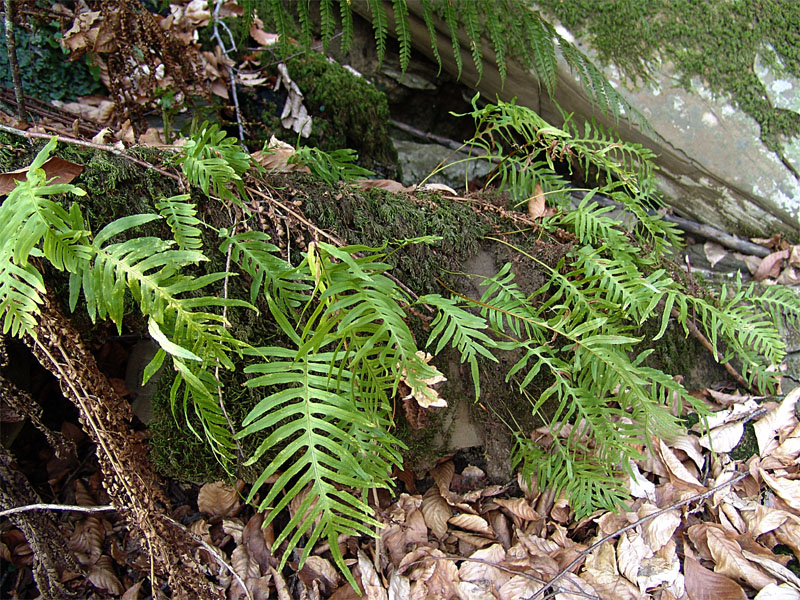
352;1;800;239
393;138;492;189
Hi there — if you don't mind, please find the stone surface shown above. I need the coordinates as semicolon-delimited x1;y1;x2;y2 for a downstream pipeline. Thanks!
352;0;800;239
393;138;492;189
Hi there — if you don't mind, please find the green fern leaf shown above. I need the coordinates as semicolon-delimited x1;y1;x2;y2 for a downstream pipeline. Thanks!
442;0;463;79
460;0;482;81
155;195;203;251
366;0;388;67
338;0;354;54
419;0;442;75
419;294;497;399
392;0;412;72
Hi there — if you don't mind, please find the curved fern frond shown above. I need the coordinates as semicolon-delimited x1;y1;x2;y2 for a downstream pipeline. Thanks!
460;0;482;81
418;293;498;399
155;195;203;251
419;0;442;75
366;0;389;67
240;346;402;587
0;250;45;337
337;0;354;54
179;122;250;204
392;0;412;72
441;0;463;79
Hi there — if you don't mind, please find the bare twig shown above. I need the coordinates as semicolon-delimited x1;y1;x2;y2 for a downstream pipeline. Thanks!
211;0;244;141
0;503;117;519
670;307;757;393
4;0;27;122
163;514;254;600
531;471;749;600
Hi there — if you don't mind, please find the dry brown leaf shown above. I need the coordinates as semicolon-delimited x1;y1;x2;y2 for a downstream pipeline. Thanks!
742;550;800;590
759;469;800;512
659;439;704;487
459;544;509;590
243;512;273;572
528;183;546;220
353;179;413;193
706;389;755;407
772;423;800;463
450;530;495;549
627;459;657;498
197;481;241;517
52;96;115;123
638;505;680;553
387;570;410;600
550;493;572;523
754;250;789;281
0;156;85;195
747;505;793;538
699;422;745;452
704;241;728;267
456;580;495;599
684;555;747;600
250;24;279;46
754;583;800;599
669;435;706;470
400;547;458;600
88;555;123;595
706;526;775;590
399;351;447;408
231;544;260;580
497;575;542;600
486;510;512;550
616;531;652;585
270;566;292;600
754;389;800;456
449;513;493;536
420;486;451;539
431;461;455;495
493;497;540;523
418;182;458;195
121;579;144;600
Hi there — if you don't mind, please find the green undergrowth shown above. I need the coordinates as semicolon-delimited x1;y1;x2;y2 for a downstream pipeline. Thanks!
4;108;800;589
537;0;800;151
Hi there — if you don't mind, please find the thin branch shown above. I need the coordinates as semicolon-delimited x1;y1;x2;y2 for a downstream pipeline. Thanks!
670;307;757;393
4;0;27;122
211;0;244;141
0;503;117;519
163;514;254;600
531;471;749;600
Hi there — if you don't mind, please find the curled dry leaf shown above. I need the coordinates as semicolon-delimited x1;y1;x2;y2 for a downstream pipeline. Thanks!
456;580;495;600
448;513;493;536
88;555;124;596
357;549;388;600
754;250;790;281
706;526;776;590
121;579;144;600
754;583;800;599
659;439;704;487
754;388;800;456
699;422;745;452
420;486;451;539
493;497;540;524
772;423;800;463
760;469;800;512
497;575;542;600
387;569;411;600
704;241;728;267
684;555;747;600
459;544;510;590
639;505;681;553
616;531;652;584
430;461;455;495
353;179;413;193
197;481;242;517
528;183;546;220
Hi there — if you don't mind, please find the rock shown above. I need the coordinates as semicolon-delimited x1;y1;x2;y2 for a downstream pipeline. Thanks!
393;138;492;189
351;1;800;239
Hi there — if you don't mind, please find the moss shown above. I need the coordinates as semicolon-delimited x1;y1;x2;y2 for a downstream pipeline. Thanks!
537;0;800;151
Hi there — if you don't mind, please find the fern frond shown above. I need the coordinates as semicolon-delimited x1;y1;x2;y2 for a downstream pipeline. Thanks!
460;0;482;81
366;0;389;67
392;0;412;73
418;294;498;399
296;0;313;50
419;0;442;75
525;11;557;96
0;249;45;337
751;283;800;331
219;230;309;308
319;0;336;50
155;195;203;251
240;347;402;586
484;6;506;82
179;121;250;203
442;0;463;79
337;0;354;54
